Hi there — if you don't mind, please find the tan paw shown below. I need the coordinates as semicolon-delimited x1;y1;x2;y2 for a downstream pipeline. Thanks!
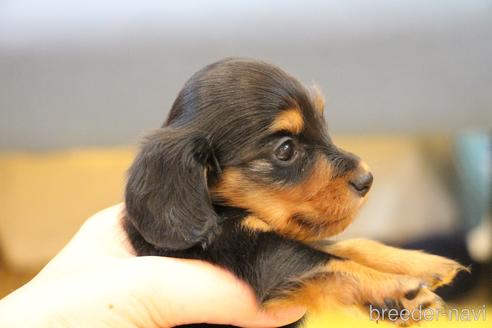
363;275;443;326
402;252;468;290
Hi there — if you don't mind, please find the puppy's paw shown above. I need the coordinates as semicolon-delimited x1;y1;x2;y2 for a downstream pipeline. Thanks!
364;276;443;326
402;252;468;290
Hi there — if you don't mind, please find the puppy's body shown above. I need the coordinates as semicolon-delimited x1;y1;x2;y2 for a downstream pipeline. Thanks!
125;206;332;305
124;58;463;327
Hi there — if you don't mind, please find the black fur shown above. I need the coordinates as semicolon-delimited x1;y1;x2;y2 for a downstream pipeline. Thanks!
124;58;357;328
125;206;333;302
125;128;221;250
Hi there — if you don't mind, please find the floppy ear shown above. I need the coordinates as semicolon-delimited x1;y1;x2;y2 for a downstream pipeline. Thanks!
125;128;221;250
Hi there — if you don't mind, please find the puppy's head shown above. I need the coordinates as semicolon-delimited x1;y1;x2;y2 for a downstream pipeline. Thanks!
125;58;373;250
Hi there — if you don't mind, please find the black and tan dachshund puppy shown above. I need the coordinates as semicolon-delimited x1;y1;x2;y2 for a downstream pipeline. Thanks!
123;58;464;327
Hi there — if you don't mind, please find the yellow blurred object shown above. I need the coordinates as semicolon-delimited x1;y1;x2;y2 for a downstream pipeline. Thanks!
0;147;134;270
305;306;491;328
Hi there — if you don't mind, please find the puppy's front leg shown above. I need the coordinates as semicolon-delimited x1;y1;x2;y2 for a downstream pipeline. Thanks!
266;258;443;326
312;239;466;290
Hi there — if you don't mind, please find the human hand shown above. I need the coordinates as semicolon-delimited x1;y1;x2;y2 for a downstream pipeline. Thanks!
0;204;306;328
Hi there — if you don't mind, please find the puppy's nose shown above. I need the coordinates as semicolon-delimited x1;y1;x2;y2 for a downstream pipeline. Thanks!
349;170;373;197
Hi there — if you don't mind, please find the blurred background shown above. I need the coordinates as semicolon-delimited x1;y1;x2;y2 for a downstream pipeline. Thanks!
0;1;491;326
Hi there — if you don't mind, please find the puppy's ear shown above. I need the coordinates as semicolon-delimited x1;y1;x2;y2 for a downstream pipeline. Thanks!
125;128;221;250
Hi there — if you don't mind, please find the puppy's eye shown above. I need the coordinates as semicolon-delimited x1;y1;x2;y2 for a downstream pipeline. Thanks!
274;137;297;162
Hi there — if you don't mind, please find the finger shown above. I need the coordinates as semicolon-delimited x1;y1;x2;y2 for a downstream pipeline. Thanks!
126;256;306;327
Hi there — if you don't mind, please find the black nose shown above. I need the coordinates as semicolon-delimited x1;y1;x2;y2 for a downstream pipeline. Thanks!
349;171;373;197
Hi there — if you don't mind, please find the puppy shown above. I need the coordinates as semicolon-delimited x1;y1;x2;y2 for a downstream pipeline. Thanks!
123;58;464;327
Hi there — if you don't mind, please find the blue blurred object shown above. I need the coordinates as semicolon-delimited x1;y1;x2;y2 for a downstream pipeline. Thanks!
455;131;491;230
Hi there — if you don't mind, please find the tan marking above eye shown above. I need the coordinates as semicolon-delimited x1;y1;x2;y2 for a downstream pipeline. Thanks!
270;108;304;134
